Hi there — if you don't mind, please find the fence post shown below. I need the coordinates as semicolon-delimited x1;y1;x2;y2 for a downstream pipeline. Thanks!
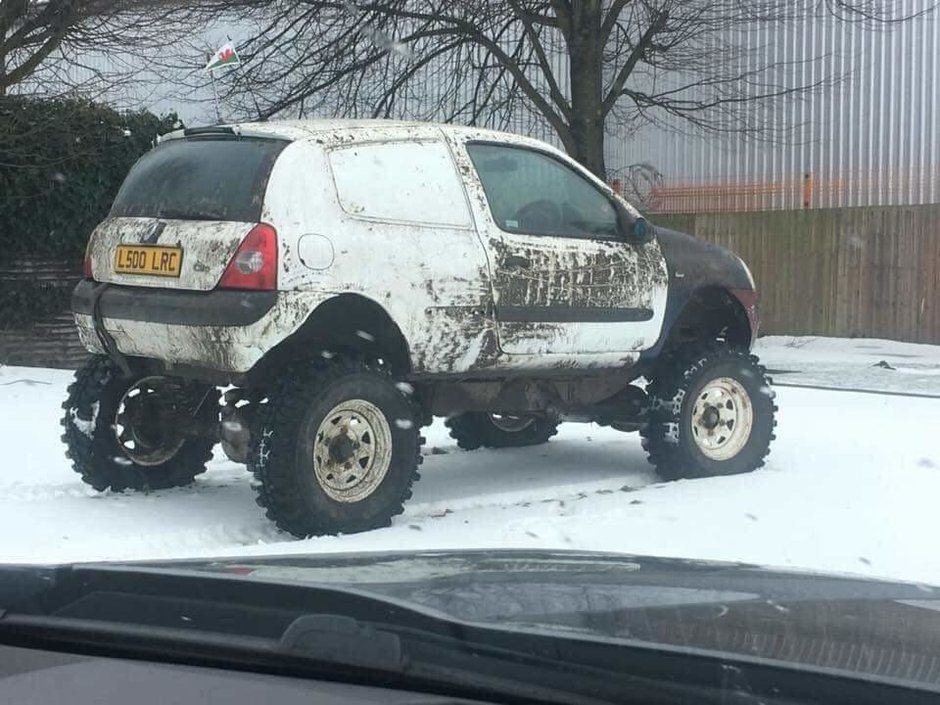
802;172;814;209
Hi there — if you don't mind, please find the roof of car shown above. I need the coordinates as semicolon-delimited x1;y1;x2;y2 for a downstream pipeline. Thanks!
159;118;548;149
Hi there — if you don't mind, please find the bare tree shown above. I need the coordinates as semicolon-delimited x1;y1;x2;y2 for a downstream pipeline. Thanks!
0;0;211;98
163;1;933;178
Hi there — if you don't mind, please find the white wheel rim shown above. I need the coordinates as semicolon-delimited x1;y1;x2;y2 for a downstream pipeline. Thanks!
313;399;393;503
488;413;535;433
690;377;754;461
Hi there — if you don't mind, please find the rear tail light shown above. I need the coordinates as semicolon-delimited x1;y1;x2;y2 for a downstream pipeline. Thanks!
218;223;278;291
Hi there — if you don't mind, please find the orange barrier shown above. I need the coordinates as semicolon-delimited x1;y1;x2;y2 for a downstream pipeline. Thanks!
645;169;940;212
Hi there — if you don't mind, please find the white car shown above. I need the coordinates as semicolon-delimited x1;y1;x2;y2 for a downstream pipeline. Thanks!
63;119;776;537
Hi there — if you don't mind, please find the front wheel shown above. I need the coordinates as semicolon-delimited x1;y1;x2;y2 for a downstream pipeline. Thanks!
641;346;777;481
249;360;422;538
446;412;559;451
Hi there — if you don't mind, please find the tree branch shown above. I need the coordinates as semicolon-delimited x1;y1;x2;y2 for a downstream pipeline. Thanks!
601;6;669;116
506;0;570;119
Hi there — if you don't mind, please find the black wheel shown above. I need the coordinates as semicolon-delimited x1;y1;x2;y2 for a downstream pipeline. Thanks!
61;355;219;492
249;359;422;538
641;345;777;481
446;412;559;451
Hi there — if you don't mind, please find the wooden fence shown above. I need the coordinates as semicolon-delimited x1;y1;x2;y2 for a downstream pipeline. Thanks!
654;205;940;345
2;205;939;369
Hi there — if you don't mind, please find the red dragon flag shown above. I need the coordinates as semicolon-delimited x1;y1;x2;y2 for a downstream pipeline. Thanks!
205;42;241;72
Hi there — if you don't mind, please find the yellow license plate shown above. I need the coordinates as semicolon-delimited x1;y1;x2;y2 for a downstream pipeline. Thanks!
114;245;183;277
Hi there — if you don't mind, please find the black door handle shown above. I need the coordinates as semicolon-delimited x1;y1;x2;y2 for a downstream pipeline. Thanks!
503;255;531;269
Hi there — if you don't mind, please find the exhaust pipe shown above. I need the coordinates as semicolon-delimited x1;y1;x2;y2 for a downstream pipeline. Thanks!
220;389;253;464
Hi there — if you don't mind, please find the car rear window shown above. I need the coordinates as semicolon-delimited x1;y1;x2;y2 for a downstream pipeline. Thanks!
110;137;289;222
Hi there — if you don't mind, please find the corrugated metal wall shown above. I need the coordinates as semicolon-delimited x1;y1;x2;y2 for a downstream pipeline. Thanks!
624;3;940;210
19;5;939;210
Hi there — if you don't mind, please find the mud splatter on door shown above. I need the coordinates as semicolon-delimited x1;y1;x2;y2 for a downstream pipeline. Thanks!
489;231;668;354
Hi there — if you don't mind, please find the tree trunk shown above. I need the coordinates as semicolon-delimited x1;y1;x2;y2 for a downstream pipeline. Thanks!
0;20;7;96
566;1;607;180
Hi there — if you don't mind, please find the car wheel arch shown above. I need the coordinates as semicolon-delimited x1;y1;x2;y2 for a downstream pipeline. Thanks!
654;286;754;357
247;293;412;384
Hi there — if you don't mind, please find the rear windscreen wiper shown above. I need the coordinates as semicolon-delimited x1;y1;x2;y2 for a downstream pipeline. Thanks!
152;209;222;221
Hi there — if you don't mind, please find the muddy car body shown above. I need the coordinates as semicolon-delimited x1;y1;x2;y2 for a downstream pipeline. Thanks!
64;120;776;537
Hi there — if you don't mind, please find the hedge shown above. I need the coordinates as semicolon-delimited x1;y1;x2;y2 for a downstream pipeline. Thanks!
0;96;180;264
0;280;72;330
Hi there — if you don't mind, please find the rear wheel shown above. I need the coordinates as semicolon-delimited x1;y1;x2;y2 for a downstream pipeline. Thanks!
62;356;219;491
249;359;422;537
446;412;559;451
641;345;777;481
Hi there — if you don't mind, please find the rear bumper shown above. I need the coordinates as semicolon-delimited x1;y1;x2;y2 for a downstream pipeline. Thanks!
72;280;276;326
71;281;319;375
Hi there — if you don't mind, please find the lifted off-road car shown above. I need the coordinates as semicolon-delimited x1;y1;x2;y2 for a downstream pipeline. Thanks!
63;120;776;537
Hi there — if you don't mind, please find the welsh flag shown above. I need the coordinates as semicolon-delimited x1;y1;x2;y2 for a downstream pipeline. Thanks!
205;42;241;72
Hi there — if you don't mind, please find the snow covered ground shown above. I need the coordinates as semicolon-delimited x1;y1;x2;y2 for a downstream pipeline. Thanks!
756;335;940;396
1;336;939;587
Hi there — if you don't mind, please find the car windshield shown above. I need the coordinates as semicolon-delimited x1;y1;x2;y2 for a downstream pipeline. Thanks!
2;2;940;701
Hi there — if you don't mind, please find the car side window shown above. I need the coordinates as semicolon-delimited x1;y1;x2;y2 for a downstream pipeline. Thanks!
466;143;619;239
329;140;471;228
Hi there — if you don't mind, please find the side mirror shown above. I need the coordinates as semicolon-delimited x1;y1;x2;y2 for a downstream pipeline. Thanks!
631;217;651;243
614;200;654;244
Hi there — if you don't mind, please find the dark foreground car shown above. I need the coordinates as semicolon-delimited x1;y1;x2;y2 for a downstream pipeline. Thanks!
0;550;937;704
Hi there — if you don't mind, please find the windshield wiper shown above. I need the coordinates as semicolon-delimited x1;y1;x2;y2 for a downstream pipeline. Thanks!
153;209;222;221
0;609;621;705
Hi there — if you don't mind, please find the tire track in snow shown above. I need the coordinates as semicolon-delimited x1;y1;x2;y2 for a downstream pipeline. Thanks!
0;519;289;564
774;381;940;399
402;477;658;522
124;520;288;559
0;471;247;504
0;481;99;503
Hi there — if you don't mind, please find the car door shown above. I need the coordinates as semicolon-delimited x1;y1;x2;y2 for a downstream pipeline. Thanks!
278;132;497;375
456;140;668;357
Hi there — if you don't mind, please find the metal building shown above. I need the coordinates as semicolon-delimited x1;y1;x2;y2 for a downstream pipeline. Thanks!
624;2;940;211
19;3;939;212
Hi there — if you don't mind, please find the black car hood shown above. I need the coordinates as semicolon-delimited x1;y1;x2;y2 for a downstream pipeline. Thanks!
145;550;940;683
655;227;754;291
4;550;940;686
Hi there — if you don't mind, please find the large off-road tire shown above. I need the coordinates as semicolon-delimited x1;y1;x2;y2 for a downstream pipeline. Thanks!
641;345;777;481
61;355;219;492
249;359;422;538
445;412;559;451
